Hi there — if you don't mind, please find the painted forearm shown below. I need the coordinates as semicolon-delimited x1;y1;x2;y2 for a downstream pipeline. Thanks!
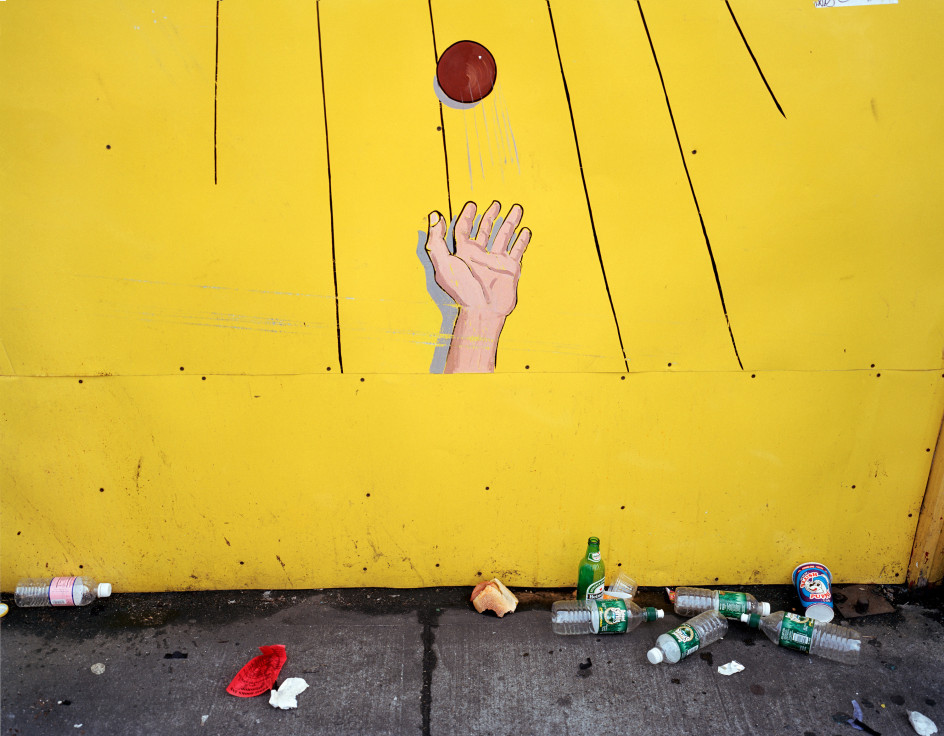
443;309;506;374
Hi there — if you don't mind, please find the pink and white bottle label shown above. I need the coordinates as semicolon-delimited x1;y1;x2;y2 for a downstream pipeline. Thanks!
49;577;77;606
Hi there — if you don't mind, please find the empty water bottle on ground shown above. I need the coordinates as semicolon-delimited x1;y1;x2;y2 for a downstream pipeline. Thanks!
741;611;861;664
552;598;664;635
674;587;771;619
15;577;112;607
647;610;728;664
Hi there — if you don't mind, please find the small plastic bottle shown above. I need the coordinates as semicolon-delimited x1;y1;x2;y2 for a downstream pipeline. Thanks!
551;598;664;635
674;587;771;619
647;610;728;664
15;577;112;608
741;611;861;664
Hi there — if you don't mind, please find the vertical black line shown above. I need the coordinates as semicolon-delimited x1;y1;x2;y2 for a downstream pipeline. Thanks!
725;0;785;118
427;0;452;222
546;0;630;372
418;607;439;736
316;0;344;373
213;0;220;185
637;0;743;369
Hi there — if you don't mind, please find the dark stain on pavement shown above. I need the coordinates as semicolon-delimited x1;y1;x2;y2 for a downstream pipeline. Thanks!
578;657;592;677
418;606;440;736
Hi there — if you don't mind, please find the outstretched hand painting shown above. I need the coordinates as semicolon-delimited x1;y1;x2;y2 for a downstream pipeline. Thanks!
424;201;531;373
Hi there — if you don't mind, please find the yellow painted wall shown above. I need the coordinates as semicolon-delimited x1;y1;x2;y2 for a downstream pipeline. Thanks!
2;0;943;591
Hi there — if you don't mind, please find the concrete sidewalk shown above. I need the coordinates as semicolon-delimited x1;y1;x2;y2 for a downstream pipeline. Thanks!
1;585;941;736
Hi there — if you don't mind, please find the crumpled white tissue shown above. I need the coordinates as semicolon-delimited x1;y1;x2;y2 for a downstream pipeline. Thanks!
269;677;309;710
717;661;745;676
909;711;938;736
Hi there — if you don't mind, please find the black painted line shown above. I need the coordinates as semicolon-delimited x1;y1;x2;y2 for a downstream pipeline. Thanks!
427;0;453;223
636;0;744;369
316;0;344;373
725;0;785;118
546;0;630;372
213;0;220;185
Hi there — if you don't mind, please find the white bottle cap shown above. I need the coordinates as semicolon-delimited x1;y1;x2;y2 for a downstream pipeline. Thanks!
647;647;664;664
740;613;751;623
97;583;113;598
760;602;771;616
656;609;665;618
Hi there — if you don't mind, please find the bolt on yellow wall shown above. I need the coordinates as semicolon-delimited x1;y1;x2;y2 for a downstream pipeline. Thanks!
1;0;943;591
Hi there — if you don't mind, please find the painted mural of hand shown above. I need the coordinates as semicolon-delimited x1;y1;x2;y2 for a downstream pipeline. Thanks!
425;200;532;316
425;201;532;373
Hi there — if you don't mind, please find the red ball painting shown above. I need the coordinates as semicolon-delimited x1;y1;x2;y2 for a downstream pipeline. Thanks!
436;40;497;104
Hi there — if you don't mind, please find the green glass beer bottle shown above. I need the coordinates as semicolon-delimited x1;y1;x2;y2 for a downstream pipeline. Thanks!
577;536;605;600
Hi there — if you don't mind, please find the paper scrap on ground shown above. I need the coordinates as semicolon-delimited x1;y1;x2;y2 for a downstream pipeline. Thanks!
269;678;309;710
717;661;745;676
909;711;939;736
226;645;288;698
90;663;106;675
848;700;866;732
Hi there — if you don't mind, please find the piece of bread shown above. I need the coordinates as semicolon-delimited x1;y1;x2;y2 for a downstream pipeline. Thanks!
471;578;518;617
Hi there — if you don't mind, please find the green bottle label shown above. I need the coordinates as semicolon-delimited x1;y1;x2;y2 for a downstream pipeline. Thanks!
717;591;749;618
778;612;815;653
586;578;605;600
595;600;630;634
668;624;701;658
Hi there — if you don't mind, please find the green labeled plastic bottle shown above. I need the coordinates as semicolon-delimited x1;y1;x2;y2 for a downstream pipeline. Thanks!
577;536;605;600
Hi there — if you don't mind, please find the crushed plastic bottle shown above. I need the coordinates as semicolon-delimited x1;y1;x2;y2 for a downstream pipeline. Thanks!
15;577;112;608
551;598;663;635
741;611;861;664
647;610;728;664
674;587;771;619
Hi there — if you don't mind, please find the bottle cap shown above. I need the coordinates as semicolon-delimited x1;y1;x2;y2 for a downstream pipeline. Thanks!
740;613;761;628
760;602;771;616
97;583;113;598
646;647;664;664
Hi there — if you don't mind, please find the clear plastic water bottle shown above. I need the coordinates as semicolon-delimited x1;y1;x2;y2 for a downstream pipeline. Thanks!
674;587;771;619
551;598;664;635
15;577;112;607
647;610;728;664
741;611;861;664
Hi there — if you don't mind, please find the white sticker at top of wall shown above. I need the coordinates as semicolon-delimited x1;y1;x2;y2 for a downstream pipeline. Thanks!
815;0;897;6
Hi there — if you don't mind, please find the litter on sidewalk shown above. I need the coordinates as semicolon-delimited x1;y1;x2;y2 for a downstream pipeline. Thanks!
226;645;287;698
269;678;309;710
909;711;939;736
717;661;745;676
471;579;518;617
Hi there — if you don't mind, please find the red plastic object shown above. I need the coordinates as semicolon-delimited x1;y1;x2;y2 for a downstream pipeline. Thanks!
226;644;288;697
436;40;497;104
